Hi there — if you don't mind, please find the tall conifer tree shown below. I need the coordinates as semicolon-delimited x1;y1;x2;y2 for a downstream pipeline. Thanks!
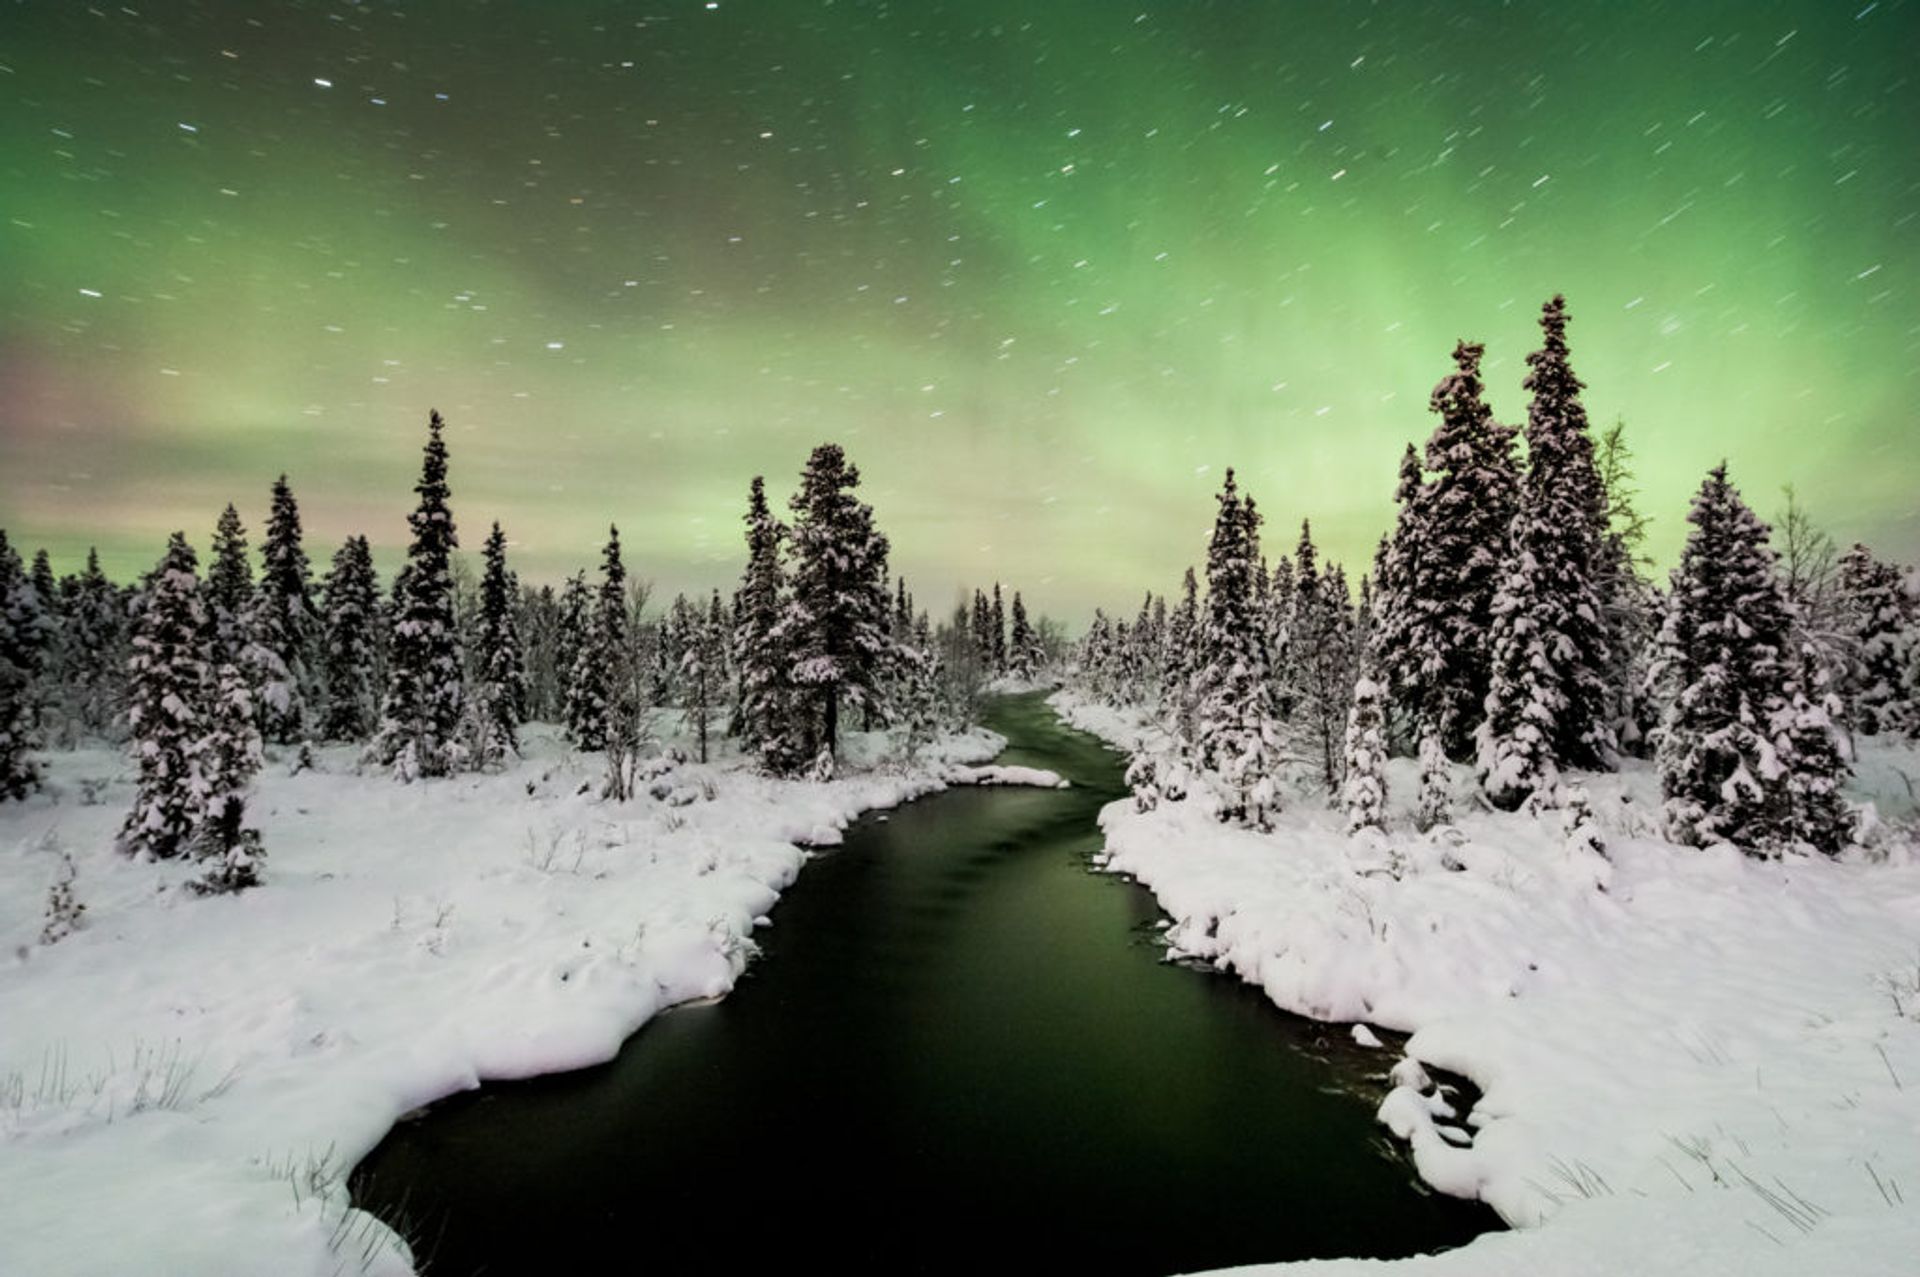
1380;342;1518;759
1192;471;1283;828
368;410;464;779
733;476;799;770
250;474;317;743
207;503;254;665
470;521;527;761
319;535;381;741
120;533;212;857
1656;465;1851;854
0;533;46;799
778;444;893;768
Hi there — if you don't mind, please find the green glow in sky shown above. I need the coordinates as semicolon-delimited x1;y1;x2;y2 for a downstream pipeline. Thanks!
2;1;1915;618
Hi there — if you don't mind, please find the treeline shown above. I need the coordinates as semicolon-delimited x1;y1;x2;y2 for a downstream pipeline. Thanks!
1074;295;1918;857
0;417;1060;893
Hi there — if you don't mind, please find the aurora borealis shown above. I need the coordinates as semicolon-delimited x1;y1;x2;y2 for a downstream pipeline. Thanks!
1;1;1915;617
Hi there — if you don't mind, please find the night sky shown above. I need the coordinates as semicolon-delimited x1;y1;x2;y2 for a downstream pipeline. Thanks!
2;1;1915;617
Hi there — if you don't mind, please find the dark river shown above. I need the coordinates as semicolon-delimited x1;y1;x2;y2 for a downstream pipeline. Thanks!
351;692;1498;1275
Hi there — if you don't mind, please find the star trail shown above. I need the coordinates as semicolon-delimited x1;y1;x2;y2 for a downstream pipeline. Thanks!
2;0;1915;613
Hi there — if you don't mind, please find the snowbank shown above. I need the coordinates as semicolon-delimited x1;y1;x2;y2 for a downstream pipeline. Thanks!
0;722;1002;1277
1051;691;1920;1277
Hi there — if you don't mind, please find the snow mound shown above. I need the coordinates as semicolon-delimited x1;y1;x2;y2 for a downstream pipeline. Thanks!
1052;689;1920;1277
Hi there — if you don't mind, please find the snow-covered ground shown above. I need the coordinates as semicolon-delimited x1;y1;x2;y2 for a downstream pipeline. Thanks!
0;721;1034;1277
1052;691;1920;1277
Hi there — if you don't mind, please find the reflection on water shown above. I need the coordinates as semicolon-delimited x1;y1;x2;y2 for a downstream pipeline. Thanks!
351;693;1499;1276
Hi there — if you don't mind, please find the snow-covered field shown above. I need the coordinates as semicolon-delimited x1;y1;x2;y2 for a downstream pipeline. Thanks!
0;722;1024;1277
1051;691;1920;1277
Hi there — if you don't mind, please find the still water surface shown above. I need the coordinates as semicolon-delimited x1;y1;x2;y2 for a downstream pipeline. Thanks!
351;693;1498;1274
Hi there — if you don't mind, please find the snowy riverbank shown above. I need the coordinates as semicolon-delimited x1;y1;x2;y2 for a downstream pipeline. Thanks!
1051;690;1920;1276
0;723;1024;1277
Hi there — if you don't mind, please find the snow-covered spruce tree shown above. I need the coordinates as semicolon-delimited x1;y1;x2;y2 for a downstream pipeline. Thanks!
1517;296;1617;770
367;410;465;780
319;535;381;741
1287;521;1356;794
1837;543;1917;736
990;583;1007;675
1079;609;1113;698
895;612;942;759
1008;591;1039;681
1191;470;1283;829
553;571;589;721
1476;529;1562;811
191;662;265;894
465;521;526;766
29;549;56;618
24;549;62;729
1163;567;1201;742
1383;343;1519;759
1655;464;1850;855
119;532;212;858
1341;668;1389;835
516;582;561;722
1773;640;1855;854
964;588;988;674
207;503;255;665
1121;593;1155;704
1265;555;1296;718
779;443;894;769
0;532;47;799
733;475;803;771
567;527;626;751
247;474;318;745
66;547;129;738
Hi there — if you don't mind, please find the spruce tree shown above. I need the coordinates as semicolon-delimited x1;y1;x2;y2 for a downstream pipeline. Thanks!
67;547;129;737
207;503;255;665
733;476;800;770
1266;556;1297;720
1837;543;1917;735
1477;534;1562;810
683;591;725;764
1287;521;1355;794
1341;668;1389;835
319;535;381;741
1383;344;1519;758
0;533;46;799
28;549;56;616
567;527;626;750
1517;296;1617;769
192;662;265;894
468;521;526;763
1415;723;1452;831
367;410;464;780
1009;591;1039;681
778;444;893;768
250;474;317;744
1164;567;1201;742
990;583;1007;674
1774;642;1855;854
119;533;212;858
1192;471;1283;829
897;612;942;757
555;572;590;722
518;583;562;722
970;589;992;672
1655;465;1848;854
